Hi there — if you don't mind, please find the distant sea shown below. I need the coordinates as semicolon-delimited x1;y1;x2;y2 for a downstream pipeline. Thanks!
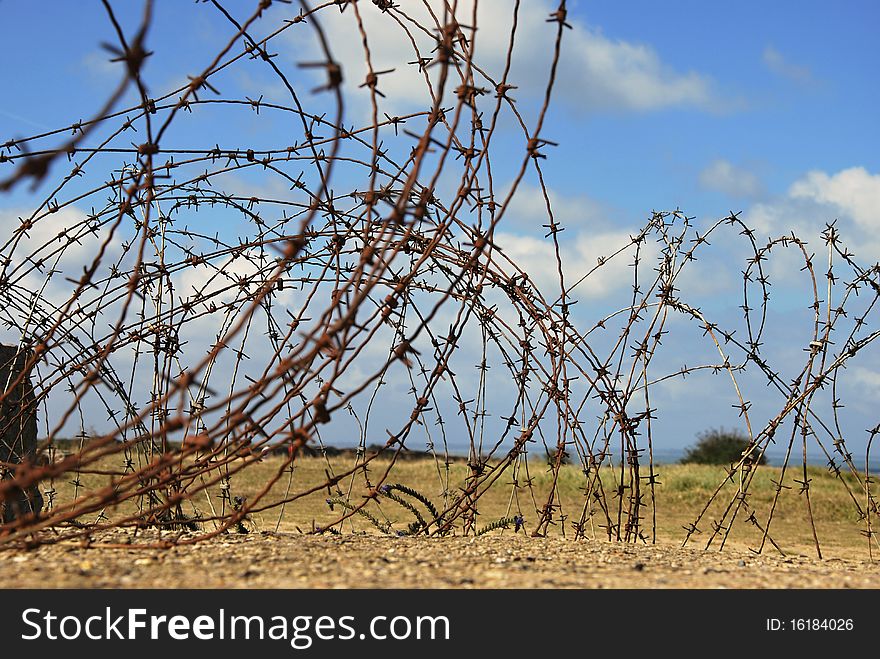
649;447;880;472
381;443;880;472
429;445;880;472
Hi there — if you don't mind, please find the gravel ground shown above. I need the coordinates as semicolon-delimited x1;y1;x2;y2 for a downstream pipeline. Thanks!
3;532;880;589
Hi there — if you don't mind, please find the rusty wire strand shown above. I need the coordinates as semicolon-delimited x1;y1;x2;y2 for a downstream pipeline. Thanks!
0;1;878;559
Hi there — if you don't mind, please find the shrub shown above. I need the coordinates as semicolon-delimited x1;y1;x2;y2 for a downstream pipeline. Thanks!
680;428;766;466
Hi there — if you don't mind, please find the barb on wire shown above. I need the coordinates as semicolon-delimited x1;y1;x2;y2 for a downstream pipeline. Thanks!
0;1;878;561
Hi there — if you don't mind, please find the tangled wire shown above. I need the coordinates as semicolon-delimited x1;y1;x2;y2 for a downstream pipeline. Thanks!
1;0;878;557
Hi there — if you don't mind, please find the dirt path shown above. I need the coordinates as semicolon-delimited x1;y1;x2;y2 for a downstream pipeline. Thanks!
4;532;880;589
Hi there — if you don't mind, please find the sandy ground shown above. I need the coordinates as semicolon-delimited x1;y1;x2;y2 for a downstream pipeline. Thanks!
3;531;880;589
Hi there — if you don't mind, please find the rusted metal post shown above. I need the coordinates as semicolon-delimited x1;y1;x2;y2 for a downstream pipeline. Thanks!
0;345;42;523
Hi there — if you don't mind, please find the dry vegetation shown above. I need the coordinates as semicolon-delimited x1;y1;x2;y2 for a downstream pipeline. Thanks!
3;2;880;591
3;455;879;589
36;454;876;559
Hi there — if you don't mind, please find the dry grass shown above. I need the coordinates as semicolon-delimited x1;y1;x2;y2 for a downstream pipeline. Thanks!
43;452;877;560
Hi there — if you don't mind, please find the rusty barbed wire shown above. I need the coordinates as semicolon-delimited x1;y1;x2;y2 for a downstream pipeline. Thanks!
0;0;878;559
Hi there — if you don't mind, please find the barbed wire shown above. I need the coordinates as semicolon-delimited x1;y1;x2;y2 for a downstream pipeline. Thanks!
1;0;878;559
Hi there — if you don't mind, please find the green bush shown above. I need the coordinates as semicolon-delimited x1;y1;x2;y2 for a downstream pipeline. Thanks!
680;428;766;466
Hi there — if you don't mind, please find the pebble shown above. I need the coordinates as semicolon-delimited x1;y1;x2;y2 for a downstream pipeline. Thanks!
3;532;880;588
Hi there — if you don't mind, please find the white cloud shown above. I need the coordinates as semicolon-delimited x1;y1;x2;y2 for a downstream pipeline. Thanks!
744;166;880;269
699;159;764;199
746;199;797;238
175;245;293;312
852;366;880;392
846;366;880;415
2;206;105;263
0;206;122;309
492;228;647;299
486;181;652;299
0;206;134;364
80;50;118;82
762;46;814;85
289;0;723;120
558;21;714;112
788;167;880;231
498;182;609;233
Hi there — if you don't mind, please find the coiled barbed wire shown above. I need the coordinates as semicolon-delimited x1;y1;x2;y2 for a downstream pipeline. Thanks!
0;1;878;559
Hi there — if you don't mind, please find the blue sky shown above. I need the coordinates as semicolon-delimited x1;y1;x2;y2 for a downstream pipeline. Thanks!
1;1;879;460
557;1;879;220
2;1;876;219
